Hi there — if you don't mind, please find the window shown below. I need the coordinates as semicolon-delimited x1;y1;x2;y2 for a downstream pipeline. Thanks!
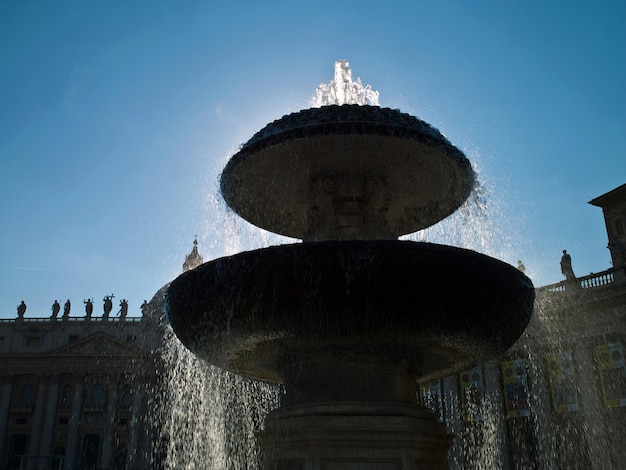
80;434;100;470
52;448;65;470
60;384;73;408
90;383;105;408
7;435;28;470
120;388;132;410
595;342;626;408
19;383;34;408
614;218;624;237
25;336;42;347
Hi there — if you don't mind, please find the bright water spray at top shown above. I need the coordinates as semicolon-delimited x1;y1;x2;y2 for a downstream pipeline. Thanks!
309;61;494;252
231;60;507;263
310;60;380;107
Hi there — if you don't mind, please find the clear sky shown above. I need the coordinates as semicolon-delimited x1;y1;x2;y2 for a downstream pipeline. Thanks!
1;0;624;319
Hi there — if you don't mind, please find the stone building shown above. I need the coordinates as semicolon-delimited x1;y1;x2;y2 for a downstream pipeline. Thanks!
0;237;205;470
1;186;625;469
0;308;165;469
590;183;626;272
0;243;204;470
425;183;626;468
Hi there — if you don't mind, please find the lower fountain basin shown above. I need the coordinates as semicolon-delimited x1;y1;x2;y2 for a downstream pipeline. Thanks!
167;240;534;383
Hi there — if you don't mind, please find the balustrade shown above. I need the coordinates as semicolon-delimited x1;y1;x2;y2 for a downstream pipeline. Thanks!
0;316;143;323
538;267;623;294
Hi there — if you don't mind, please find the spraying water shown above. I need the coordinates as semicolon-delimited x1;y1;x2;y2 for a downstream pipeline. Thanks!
310;59;380;107
156;60;624;469
310;62;516;263
158;61;508;469
153;326;280;469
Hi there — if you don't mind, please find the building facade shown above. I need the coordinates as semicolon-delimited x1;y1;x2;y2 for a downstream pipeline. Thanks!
0;238;208;470
0;314;164;470
421;183;626;468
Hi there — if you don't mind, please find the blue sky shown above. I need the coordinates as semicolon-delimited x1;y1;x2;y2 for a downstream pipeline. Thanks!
1;1;624;318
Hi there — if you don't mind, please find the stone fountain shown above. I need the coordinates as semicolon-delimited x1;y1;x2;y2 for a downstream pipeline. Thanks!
167;61;534;469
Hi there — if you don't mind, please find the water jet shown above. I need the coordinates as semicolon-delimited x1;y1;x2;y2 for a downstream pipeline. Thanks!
167;61;534;469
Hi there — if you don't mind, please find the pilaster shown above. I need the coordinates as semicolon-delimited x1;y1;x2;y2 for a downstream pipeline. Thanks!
100;380;118;468
26;377;47;470
37;375;61;461
0;376;14;463
63;378;84;470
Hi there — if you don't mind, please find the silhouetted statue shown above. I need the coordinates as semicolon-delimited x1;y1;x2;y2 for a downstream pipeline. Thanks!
118;299;128;320
560;249;575;281
103;295;114;318
141;300;149;317
51;300;60;319
84;298;94;319
516;260;526;273
63;299;71;319
17;301;26;319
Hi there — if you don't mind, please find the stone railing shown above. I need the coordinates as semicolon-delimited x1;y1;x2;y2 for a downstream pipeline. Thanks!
579;270;615;289
538;267;625;294
0;316;143;324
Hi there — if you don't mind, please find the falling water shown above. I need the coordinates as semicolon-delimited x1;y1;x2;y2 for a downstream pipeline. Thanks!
152;326;280;469
155;61;514;468
150;61;620;468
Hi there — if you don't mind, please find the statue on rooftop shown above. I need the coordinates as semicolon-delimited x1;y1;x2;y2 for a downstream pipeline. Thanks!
560;250;576;281
84;298;93;319
118;299;128;320
63;299;71;319
103;295;114;319
17;301;26;319
51;300;60;319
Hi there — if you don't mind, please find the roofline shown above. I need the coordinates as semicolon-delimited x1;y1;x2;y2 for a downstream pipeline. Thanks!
588;183;626;207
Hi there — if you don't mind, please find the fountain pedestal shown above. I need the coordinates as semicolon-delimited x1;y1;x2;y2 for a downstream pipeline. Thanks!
260;352;452;469
261;404;451;469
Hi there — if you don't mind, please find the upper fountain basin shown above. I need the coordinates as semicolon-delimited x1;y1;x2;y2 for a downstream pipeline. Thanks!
220;105;475;241
167;240;534;383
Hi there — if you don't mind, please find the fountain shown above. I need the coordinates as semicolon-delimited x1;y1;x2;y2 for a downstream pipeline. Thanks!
166;61;534;469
